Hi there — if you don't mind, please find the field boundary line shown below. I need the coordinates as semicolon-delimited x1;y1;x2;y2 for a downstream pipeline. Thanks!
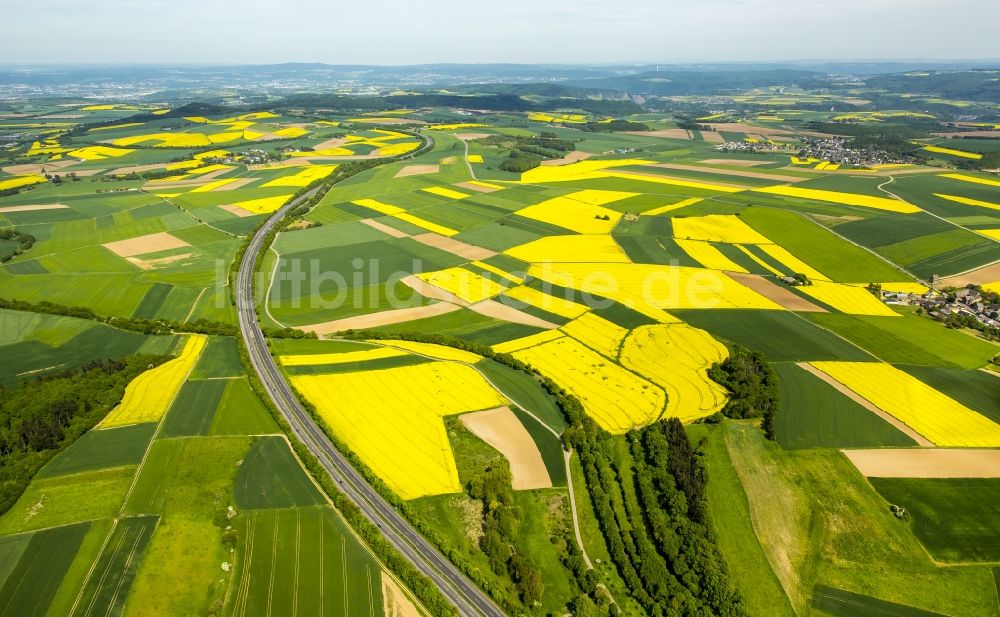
183;287;208;322
67;518;120;617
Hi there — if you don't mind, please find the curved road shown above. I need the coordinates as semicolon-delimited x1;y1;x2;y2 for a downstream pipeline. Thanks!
236;179;505;615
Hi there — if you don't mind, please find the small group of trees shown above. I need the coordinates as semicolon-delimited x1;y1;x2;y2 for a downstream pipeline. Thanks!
707;345;780;440
0;229;34;262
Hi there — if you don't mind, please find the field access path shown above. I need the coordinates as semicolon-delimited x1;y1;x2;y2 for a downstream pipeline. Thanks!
236;179;505;615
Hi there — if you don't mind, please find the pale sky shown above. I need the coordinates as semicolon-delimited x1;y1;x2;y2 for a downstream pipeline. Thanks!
5;0;1000;64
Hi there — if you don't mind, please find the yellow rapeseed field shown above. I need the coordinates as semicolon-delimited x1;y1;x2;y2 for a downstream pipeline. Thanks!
675;239;749;273
504;235;631;263
417;267;509;303
467;154;484;163
376;142;420;156
939;173;1000;188
514;189;633;234
513;336;665;433
672;215;773;244
751;185;921;213
291;362;507;499
502;285;589;319
620;324;729;423
528;263;781;315
422;186;471;200
757;244;831;281
261;165;337;188
372;340;483;363
643;197;704;216
519;159;654;184
933;194;1000;212
272;127;309;138
560;312;628;358
797;280;899;316
100;335;207;428
977;229;1000;242
280;348;407;366
352;199;459;236
470;261;523;284
492;330;566;354
227;195;293;215
810;362;1000;447
922;145;983;160
68;146;134;160
0;175;47;191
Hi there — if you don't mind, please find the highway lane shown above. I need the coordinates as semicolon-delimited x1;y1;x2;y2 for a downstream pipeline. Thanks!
235;180;506;617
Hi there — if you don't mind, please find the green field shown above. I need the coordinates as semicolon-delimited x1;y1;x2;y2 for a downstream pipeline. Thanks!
898;366;1000;423
0;522;91;617
38;423;157;478
676;309;874;361
806;308;1000;368
869;478;1000;563
773;363;916;449
235;437;325;509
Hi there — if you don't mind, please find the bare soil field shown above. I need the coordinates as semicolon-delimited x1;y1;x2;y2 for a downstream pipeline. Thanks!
623;129;692;140
843;449;1000;478
302;302;460;335
401;275;469;305
454;133;491;141
453;181;500;193
700;131;725;143
0;204;69;213
410;233;495;260
2;160;79;175
103;231;190;258
725;273;826;312
939;260;1000;287
382;572;422;617
460;406;553;490
218;203;255;218
106;163;169;175
468;299;560;330
650;162;803;182
359;218;410;238
798;363;935;447
394;164;439;178
540;151;593;166
309;136;347;150
127;252;193;270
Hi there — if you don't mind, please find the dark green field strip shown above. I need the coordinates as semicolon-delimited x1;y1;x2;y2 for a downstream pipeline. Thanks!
510;406;566;486
774;363;916;450
805;311;1000;369
189;336;243;379
453;321;547;346
70;515;159;617
453;221;541;252
712;243;773;275
812;585;947;617
868;478;1000;563
501;213;573;237
228;507;381;617
160;379;228;437
675;310;874;362
477;358;566;433
38;423;157;478
0;522;90;617
0;240;18;262
612;215;673;237
479;252;528;275
209;378;280;436
235;437;325;509
740;243;793;275
281;353;430;375
0;534;30;592
209;214;266;236
521;278;658;328
0;325;148;389
4;259;48;275
898;366;1000;424
905;240;1000;279
615;235;701;266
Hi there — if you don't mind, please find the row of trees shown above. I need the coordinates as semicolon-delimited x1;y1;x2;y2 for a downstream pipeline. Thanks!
0;355;167;514
707;346;780;440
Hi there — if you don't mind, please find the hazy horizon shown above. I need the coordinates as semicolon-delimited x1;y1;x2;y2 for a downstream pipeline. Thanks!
6;0;1000;65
